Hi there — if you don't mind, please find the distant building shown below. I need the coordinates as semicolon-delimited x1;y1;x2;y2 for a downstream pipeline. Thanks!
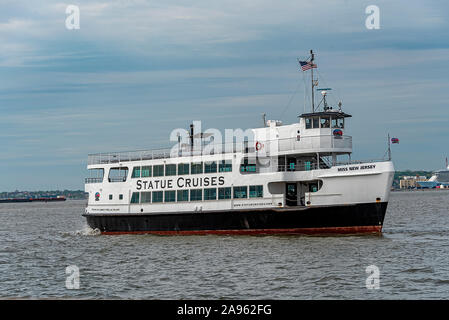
399;176;427;189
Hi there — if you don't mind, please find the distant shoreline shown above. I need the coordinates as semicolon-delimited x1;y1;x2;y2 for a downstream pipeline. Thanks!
0;190;87;200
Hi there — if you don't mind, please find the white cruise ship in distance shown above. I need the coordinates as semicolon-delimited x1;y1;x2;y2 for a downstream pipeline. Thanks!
417;158;449;189
83;50;395;235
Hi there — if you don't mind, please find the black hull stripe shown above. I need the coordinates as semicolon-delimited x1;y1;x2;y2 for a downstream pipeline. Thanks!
84;202;388;235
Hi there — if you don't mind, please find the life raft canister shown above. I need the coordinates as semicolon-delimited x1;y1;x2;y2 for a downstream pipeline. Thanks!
333;129;343;136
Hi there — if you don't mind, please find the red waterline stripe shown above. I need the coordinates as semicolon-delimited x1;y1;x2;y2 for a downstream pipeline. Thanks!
101;225;382;236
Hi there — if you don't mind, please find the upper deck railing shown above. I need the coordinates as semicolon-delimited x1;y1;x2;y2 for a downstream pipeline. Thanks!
87;135;352;165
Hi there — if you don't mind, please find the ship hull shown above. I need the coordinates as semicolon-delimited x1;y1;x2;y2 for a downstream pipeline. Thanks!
83;201;388;235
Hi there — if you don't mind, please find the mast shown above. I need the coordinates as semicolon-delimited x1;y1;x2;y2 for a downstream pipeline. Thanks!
310;49;315;112
388;133;391;161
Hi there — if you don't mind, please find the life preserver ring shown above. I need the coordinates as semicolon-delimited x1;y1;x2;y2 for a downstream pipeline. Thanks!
255;141;263;151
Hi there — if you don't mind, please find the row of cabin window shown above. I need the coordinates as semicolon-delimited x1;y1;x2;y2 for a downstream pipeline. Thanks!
305;117;344;129
131;160;232;178
108;194;124;200
130;185;263;204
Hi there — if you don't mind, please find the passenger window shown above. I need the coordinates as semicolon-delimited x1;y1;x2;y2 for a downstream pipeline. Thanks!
178;163;190;175
130;192;140;203
204;161;217;173
218;187;231;199
153;165;164;177
165;164;176;176
164;190;176;202
249;185;263;198
218;160;232;172
141;166;152;177
312;117;319;129
108;167;128;182
191;163;203;174
152;191;163;203
131;167;141;178
141;192;151;203
233;186;248;199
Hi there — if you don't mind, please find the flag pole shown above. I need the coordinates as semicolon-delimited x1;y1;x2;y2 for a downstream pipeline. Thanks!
310;49;315;112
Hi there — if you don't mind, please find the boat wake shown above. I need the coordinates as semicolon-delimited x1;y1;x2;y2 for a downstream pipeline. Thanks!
74;225;101;236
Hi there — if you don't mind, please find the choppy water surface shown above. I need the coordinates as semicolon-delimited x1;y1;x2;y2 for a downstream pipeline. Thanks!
1;190;449;299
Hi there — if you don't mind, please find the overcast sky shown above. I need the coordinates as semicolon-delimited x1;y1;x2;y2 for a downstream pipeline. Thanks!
0;0;448;191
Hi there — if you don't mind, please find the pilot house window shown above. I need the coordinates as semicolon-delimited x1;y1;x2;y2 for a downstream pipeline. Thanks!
320;116;330;128
305;118;312;129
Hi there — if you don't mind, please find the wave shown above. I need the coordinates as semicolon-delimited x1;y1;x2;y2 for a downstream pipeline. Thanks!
74;225;101;236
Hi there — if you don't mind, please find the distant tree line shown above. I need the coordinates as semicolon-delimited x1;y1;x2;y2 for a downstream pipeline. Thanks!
393;170;433;188
0;190;87;200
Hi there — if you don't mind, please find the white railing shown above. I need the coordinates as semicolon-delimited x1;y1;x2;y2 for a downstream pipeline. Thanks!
88;135;352;165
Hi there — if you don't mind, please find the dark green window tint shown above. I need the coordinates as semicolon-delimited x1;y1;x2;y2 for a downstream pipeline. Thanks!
131;167;141;178
240;158;256;173
153;165;164;177
178;163;190;175
219;160;232;172
141;166;152;177
204;188;217;200
165;190;176;202
233;186;248;199
130;192;140;204
177;190;189;202
165;164;176;176
218;187;231;199
190;189;202;201
204;162;217;173
191;163;203;174
249;185;263;198
152;191;163;203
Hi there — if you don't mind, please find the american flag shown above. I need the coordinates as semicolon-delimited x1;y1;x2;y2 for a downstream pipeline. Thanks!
299;60;317;71
391;138;399;144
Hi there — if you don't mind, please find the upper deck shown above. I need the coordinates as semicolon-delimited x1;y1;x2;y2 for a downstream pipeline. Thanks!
88;134;352;166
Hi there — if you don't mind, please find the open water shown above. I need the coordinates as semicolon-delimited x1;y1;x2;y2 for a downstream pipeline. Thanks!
0;190;448;299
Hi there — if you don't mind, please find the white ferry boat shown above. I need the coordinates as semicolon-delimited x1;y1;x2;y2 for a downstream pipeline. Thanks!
83;51;395;235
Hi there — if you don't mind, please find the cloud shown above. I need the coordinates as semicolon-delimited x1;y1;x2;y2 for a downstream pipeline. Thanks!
0;0;448;190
